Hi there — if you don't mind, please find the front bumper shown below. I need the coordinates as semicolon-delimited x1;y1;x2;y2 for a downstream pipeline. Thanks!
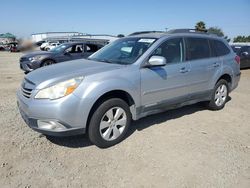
16;89;88;136
19;60;41;72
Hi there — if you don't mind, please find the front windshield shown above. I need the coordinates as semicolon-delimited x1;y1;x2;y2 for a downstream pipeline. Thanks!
88;37;156;65
50;44;67;52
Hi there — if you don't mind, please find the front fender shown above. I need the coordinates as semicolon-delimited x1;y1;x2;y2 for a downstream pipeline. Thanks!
75;76;140;107
73;74;141;122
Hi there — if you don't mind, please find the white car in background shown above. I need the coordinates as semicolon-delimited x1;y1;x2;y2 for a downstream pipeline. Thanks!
40;42;51;51
45;43;61;51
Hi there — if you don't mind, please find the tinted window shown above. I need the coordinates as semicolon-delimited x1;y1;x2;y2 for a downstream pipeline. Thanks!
65;44;83;53
231;45;242;53
213;40;230;56
85;44;100;52
152;38;184;63
185;38;210;60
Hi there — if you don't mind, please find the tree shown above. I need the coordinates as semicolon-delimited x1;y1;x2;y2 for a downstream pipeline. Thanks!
207;27;224;37
233;35;250;42
208;27;230;42
195;21;206;31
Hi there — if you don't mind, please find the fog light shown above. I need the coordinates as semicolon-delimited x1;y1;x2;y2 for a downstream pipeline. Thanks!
37;120;66;131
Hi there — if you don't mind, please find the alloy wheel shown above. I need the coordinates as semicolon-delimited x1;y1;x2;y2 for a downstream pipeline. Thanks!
99;107;127;141
214;84;228;107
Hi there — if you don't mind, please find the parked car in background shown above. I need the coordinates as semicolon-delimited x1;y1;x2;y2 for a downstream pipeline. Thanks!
17;29;240;148
231;45;250;68
40;41;52;51
0;44;6;51
19;42;103;73
44;43;61;51
10;43;21;52
35;40;46;47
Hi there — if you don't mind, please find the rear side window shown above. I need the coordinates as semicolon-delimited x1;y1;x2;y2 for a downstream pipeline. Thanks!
212;40;230;56
85;44;99;52
185;38;210;61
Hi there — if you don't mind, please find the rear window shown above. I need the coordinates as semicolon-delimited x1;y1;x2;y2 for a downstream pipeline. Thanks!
239;46;250;54
185;38;210;61
212;40;230;56
231;45;242;53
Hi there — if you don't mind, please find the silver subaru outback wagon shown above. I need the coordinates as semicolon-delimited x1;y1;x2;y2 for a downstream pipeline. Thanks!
17;29;241;148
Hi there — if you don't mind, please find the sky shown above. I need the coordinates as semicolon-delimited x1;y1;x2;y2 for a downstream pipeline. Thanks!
1;0;250;39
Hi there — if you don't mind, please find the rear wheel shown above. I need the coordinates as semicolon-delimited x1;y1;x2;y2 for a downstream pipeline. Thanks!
207;79;229;110
88;98;131;148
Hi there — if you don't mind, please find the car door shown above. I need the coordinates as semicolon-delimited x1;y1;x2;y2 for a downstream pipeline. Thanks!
55;45;74;62
239;46;250;68
57;44;84;62
69;44;84;60
184;37;220;96
140;37;191;110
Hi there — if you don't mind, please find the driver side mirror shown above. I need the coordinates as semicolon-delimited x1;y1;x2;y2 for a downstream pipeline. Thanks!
146;56;167;67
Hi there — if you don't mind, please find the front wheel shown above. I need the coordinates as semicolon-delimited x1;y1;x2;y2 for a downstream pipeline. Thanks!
207;79;229;110
88;98;131;148
42;60;55;67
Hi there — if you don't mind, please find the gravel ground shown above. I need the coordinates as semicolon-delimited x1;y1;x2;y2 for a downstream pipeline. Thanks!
0;52;249;188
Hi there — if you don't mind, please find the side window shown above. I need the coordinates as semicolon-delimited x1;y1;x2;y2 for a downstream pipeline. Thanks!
65;46;73;53
213;40;230;56
85;44;98;52
66;44;83;53
75;44;83;53
152;38;184;63
185;38;210;61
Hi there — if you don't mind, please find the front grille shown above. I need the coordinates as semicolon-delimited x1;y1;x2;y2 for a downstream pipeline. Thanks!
21;78;35;98
21;87;32;98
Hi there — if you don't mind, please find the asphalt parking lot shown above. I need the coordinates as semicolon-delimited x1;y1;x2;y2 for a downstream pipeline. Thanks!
0;51;249;188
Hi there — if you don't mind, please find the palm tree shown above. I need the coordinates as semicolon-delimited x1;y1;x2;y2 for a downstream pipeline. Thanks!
195;21;206;32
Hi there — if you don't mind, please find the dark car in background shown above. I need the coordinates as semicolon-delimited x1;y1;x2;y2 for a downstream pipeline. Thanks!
19;42;103;73
231;45;250;69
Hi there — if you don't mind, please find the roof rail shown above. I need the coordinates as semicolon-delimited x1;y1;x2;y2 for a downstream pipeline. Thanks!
167;29;208;34
129;31;165;36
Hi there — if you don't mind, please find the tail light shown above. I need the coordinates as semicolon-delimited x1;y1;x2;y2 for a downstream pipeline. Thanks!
235;55;240;65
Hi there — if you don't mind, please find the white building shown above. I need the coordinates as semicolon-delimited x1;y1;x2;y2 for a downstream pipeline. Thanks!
31;32;81;42
31;32;119;43
77;34;118;42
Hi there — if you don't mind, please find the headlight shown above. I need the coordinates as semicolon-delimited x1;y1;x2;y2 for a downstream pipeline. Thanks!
35;77;84;100
29;56;42;62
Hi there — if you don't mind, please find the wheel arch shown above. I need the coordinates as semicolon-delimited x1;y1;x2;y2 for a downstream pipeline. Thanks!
41;58;56;67
216;74;232;90
86;90;136;132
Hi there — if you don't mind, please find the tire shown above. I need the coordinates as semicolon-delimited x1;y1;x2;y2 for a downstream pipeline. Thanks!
88;98;132;148
41;60;55;67
207;79;229;110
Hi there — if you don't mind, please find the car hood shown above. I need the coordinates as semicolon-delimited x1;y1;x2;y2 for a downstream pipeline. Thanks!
25;59;124;89
22;51;54;58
